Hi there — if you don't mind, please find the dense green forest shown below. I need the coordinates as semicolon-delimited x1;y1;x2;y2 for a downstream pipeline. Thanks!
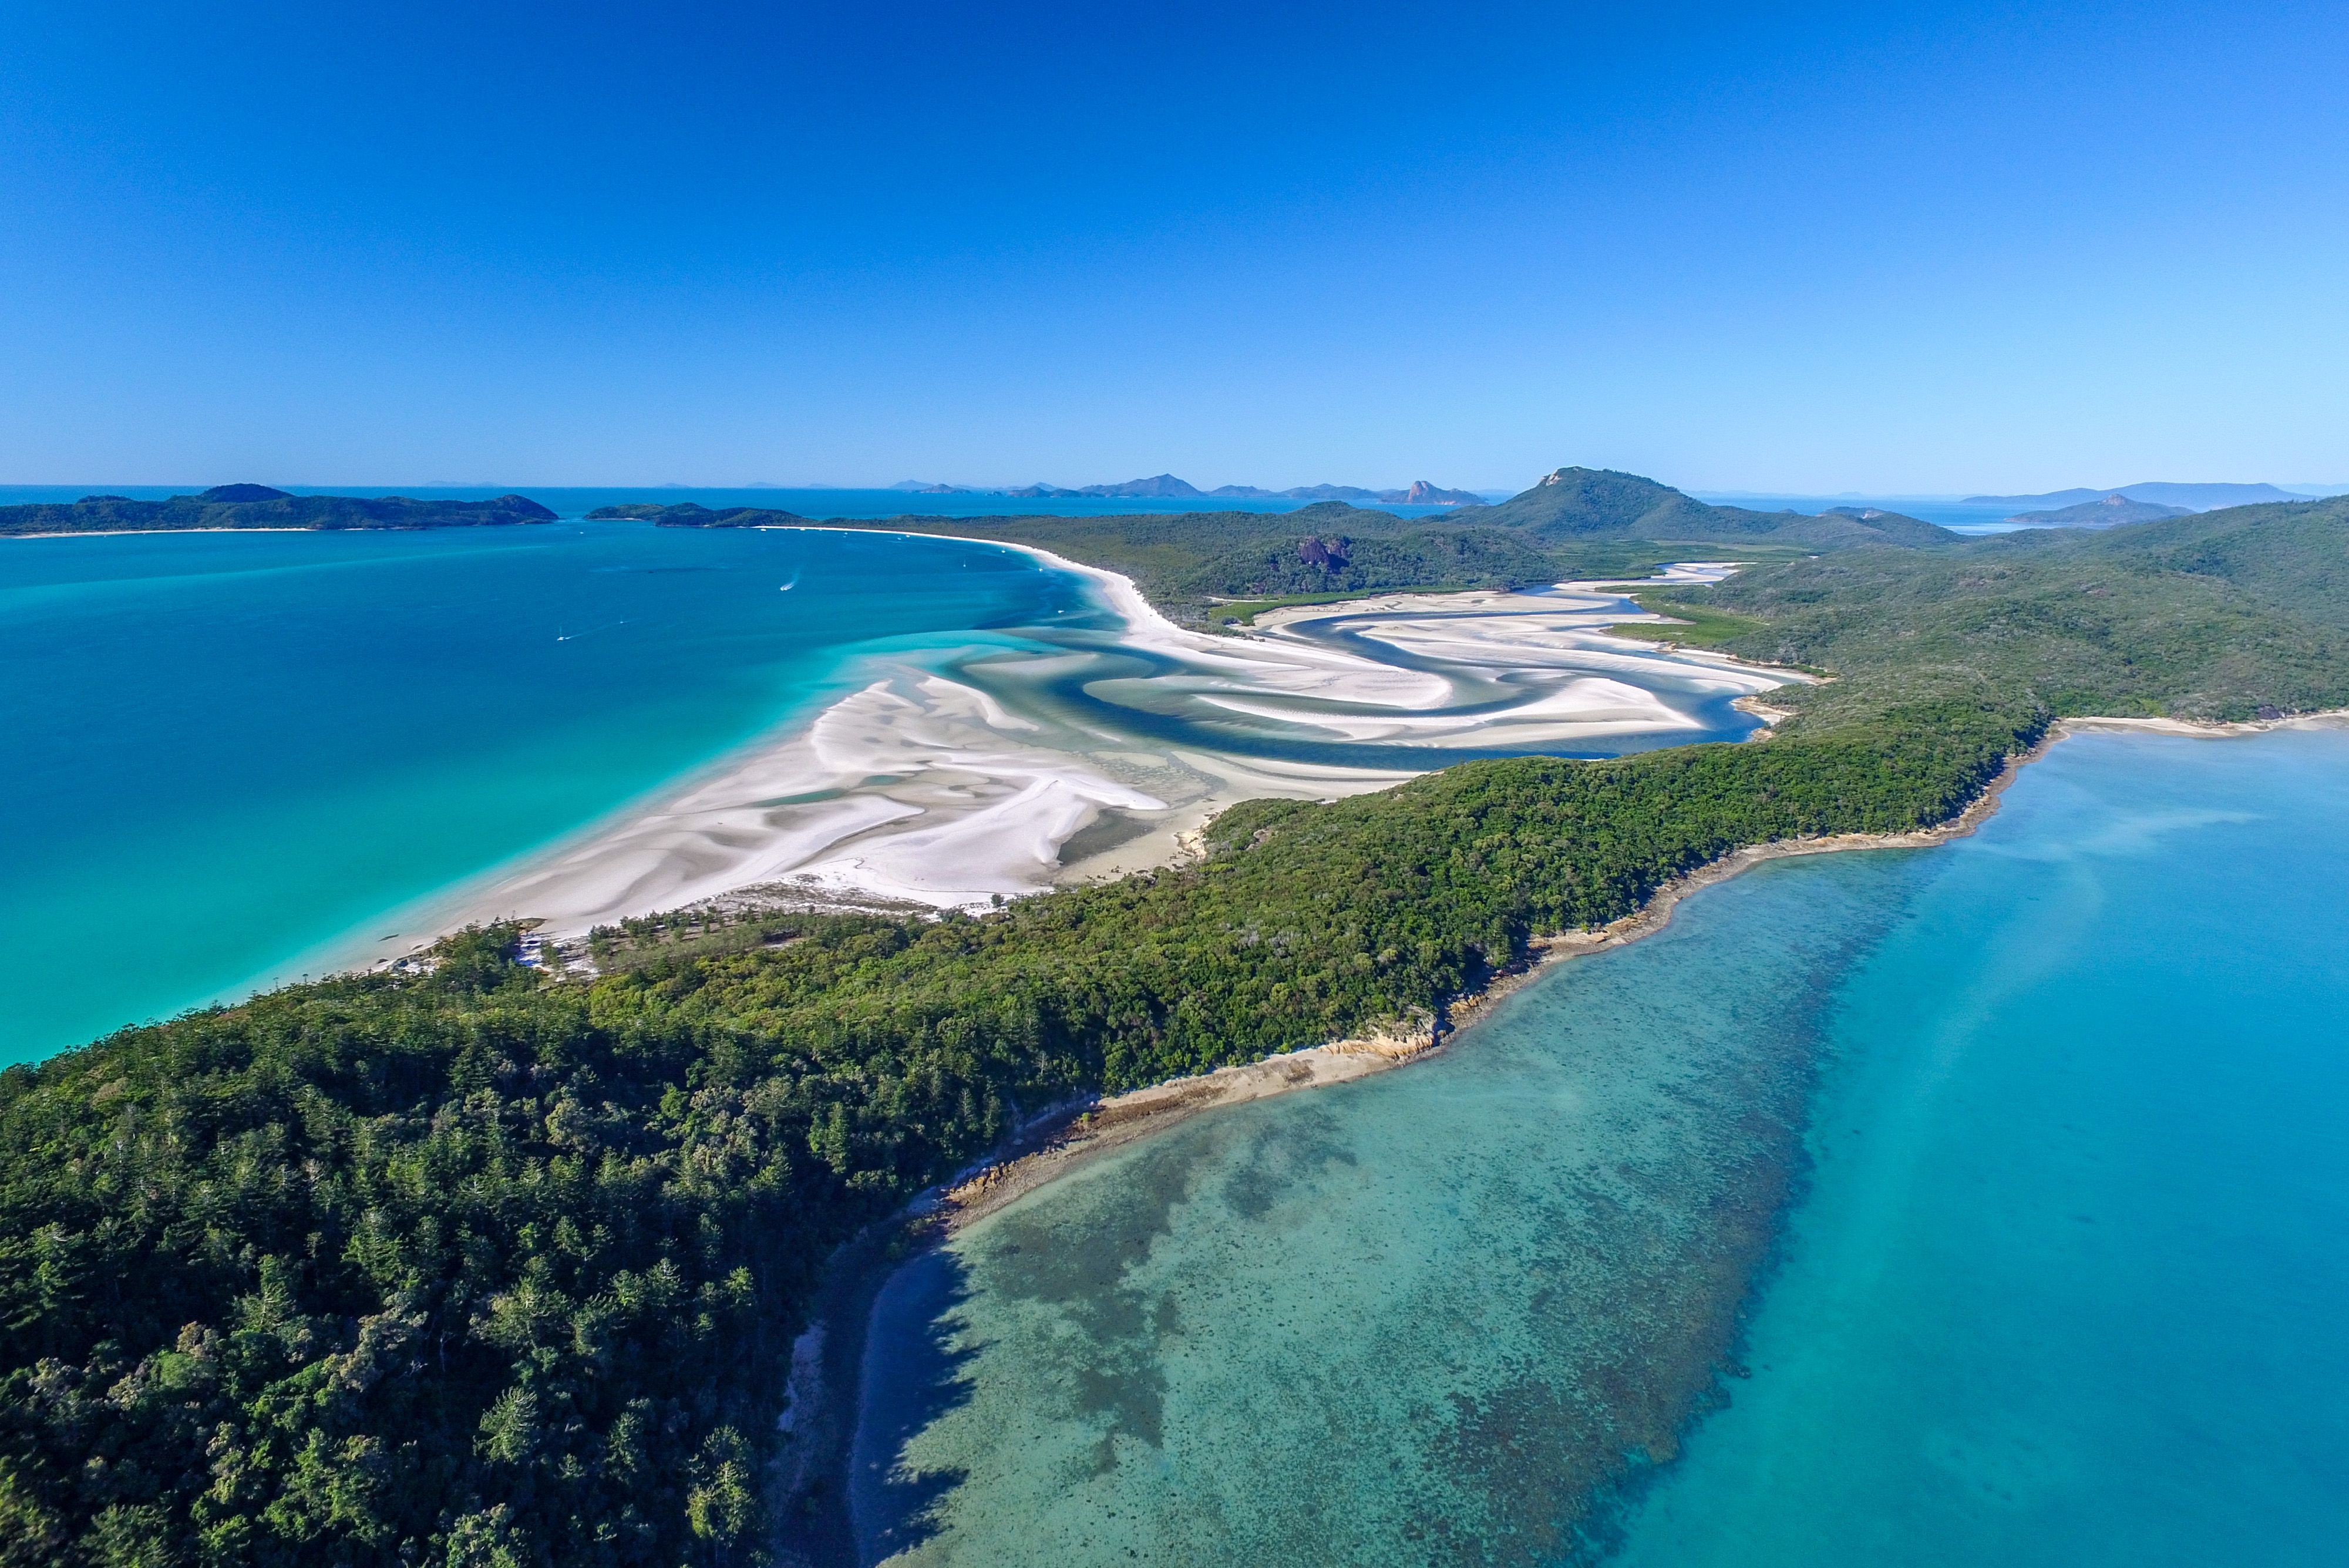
1645;495;2349;724
0;488;556;536
6;484;2344;1566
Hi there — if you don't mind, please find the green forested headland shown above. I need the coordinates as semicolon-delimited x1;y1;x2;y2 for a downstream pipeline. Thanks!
6;483;2345;1567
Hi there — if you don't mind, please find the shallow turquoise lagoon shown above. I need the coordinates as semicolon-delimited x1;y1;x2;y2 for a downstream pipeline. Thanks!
0;524;1087;1061
852;731;2349;1565
1610;731;2349;1566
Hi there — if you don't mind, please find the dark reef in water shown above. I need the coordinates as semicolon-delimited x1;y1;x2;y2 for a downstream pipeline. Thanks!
842;856;1913;1566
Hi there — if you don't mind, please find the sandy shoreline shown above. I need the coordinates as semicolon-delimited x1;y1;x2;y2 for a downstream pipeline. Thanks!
2055;711;2349;737
389;535;1785;963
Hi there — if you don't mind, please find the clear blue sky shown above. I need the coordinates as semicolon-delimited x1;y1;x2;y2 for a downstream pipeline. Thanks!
3;1;2343;493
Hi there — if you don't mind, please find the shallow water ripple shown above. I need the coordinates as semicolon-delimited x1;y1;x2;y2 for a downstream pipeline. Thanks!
853;860;1912;1565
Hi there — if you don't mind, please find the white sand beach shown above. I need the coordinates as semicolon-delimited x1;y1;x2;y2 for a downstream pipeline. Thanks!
408;540;1791;947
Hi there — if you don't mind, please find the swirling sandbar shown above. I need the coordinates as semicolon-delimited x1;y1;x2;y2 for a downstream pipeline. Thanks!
434;540;1789;937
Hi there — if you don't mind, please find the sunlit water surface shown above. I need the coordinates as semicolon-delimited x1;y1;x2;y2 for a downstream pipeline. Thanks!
852;731;2349;1565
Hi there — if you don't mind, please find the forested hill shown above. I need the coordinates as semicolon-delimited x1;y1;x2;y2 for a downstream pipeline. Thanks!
1456;466;1954;547
588;466;1956;623
1650;495;2349;724
584;502;809;527
0;487;557;536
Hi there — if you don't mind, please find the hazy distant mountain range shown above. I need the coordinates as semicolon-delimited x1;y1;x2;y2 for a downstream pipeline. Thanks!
890;475;1492;505
1968;481;2314;512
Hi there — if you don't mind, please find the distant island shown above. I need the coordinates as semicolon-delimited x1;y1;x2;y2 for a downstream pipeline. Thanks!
587;500;809;527
2005;494;2193;529
890;474;1493;504
0;484;557;537
1966;480;2313;511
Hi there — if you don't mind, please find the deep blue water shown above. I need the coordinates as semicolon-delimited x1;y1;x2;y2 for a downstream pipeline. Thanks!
850;731;2349;1565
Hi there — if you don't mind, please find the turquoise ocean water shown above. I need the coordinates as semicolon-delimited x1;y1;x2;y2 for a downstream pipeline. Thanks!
1610;731;2349;1566
0;523;1088;1061
852;731;2349;1565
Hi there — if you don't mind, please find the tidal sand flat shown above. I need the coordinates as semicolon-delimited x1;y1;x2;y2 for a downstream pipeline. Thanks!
429;541;1784;930
846;729;2349;1566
